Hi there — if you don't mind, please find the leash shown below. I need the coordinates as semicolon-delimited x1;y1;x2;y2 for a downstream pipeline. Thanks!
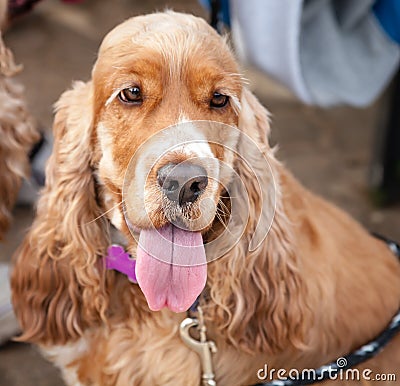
180;305;218;386
104;235;400;386
255;235;400;386
255;311;400;386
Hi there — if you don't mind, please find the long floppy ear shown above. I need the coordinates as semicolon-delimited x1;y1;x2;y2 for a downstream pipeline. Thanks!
206;88;308;354
11;81;110;345
0;33;38;239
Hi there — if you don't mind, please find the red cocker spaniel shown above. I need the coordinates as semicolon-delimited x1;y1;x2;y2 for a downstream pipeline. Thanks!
11;11;400;386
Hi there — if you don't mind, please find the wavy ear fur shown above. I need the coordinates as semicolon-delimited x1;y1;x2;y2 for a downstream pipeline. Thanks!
206;88;308;354
11;81;110;345
0;32;38;239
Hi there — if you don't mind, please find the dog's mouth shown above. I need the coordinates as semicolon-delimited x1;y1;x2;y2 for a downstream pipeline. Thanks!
122;169;220;313
119;121;238;313
135;223;207;313
124;172;230;313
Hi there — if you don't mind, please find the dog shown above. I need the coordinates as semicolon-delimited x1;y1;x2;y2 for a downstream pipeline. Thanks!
11;11;400;386
0;3;38;240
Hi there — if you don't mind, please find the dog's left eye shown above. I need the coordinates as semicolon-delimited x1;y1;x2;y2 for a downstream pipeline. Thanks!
210;92;229;108
118;87;143;104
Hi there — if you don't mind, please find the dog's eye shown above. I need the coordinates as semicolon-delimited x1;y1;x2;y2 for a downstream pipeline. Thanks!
210;92;229;108
118;87;143;104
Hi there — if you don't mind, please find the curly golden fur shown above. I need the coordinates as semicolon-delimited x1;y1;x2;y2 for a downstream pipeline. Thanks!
11;12;400;386
0;29;38;239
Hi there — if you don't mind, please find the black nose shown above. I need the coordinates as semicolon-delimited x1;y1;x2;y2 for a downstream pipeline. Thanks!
157;163;208;206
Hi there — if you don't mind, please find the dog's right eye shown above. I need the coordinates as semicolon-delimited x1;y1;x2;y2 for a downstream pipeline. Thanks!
210;92;229;108
118;87;143;105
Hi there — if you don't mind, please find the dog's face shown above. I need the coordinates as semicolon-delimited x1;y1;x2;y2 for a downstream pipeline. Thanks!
11;12;293;350
89;12;246;312
92;13;242;234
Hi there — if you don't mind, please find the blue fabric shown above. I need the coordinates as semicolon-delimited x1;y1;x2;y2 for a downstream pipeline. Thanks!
373;0;400;44
199;0;231;27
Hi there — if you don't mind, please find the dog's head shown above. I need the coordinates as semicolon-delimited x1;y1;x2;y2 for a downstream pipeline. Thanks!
14;12;308;353
93;13;241;228
91;12;253;312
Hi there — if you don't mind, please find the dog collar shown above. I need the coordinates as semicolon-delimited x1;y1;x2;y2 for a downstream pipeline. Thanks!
255;235;400;386
104;244;137;283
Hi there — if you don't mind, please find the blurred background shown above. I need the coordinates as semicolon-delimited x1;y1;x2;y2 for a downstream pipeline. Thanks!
0;0;398;385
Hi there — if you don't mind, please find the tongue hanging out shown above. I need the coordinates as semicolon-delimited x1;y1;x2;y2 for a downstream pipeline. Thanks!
135;223;207;313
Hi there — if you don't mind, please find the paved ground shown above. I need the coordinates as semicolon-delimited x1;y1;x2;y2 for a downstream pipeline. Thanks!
0;0;399;385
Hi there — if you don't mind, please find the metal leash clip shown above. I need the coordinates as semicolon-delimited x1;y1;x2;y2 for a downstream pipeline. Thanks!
180;306;218;386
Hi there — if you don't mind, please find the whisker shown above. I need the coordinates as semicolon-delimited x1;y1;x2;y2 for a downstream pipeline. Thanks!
216;206;227;216
218;199;230;214
84;200;124;225
107;187;122;195
215;212;232;234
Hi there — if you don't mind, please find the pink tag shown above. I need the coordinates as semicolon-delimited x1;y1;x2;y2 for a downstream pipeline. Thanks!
104;245;137;283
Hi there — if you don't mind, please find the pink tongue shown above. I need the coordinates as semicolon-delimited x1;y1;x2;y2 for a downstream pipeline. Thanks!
136;224;207;313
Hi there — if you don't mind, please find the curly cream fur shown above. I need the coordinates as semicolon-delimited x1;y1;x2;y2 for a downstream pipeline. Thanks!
12;82;111;343
0;32;38;239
